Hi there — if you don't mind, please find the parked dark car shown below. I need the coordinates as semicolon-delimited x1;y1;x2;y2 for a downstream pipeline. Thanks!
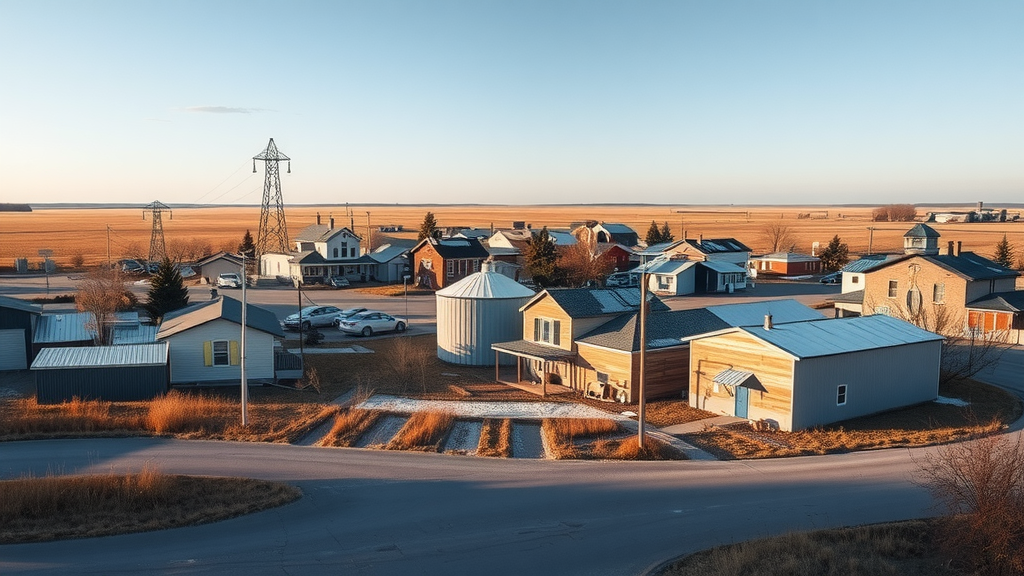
819;271;842;284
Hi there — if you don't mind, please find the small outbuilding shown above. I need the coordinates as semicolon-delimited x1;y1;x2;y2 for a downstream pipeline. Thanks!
436;261;535;365
689;314;943;431
31;342;169;404
0;295;40;370
749;252;821;276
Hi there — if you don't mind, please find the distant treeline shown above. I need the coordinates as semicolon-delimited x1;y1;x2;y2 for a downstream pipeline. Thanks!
0;204;32;212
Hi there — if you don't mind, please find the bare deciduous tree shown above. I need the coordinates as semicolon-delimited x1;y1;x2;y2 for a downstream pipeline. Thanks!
167;237;214;263
918;433;1024;575
872;204;917;222
77;268;135;345
557;242;615;288
760;222;795;253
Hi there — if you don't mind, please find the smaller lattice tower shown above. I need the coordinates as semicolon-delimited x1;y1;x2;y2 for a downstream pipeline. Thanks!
253;138;291;267
143;200;171;263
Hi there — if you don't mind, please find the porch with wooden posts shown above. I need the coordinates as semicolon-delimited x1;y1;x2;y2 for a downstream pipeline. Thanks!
490;340;577;398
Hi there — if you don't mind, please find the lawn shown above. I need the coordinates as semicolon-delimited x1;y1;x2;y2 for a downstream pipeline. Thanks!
656;519;960;576
1;467;300;543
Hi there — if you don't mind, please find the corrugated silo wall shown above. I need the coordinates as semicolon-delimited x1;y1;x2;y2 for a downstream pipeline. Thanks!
436;295;529;365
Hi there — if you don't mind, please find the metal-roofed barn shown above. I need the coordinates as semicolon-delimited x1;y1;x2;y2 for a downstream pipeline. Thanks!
436;261;535;365
30;342;169;404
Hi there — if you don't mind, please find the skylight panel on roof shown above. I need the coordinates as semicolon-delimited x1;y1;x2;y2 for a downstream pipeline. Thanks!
439;240;470;246
617;290;641;306
591;290;628;313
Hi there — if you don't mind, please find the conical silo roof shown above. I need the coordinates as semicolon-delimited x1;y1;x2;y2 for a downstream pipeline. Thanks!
436;262;535;299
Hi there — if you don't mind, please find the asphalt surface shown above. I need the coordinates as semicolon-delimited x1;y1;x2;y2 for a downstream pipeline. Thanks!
0;437;940;576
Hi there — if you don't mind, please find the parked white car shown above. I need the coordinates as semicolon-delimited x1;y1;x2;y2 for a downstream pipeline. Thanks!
337;311;407;337
217;273;243;288
331;307;369;328
283;305;343;331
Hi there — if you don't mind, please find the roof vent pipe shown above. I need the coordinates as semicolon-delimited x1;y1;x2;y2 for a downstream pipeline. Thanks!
316;212;321;225
764;314;773;330
957;241;962;256
947;241;954;256
330;216;335;229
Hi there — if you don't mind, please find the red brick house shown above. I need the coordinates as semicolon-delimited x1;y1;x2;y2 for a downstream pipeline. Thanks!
410;237;490;290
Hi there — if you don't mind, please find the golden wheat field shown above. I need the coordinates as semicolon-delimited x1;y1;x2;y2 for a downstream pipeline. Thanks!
2;204;1023;268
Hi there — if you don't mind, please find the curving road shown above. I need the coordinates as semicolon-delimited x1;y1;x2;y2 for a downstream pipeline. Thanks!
0;437;941;576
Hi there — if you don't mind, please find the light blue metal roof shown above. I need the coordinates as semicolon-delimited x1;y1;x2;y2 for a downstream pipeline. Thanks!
706;299;825;327
647;259;696;276
0;295;42;314
841;254;899;273
31;342;169;369
33;312;96;344
112;325;159;345
740;315;944;359
699;260;747;274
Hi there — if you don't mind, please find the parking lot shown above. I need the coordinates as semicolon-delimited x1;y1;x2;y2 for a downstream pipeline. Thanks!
0;274;840;343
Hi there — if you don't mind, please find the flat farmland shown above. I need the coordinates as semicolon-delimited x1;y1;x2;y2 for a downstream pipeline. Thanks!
2;204;1023;268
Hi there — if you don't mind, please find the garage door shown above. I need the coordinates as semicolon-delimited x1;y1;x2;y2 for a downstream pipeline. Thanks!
0;329;27;370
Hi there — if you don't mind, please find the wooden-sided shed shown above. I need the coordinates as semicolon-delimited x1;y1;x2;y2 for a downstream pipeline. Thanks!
31;342;169;404
689;315;943;431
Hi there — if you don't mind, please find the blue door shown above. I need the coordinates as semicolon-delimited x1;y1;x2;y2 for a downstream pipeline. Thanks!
734;386;749;418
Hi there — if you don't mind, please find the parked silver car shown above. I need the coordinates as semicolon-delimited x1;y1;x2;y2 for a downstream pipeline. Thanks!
283;305;343;331
331;307;369;328
217;273;243;288
337;311;407;337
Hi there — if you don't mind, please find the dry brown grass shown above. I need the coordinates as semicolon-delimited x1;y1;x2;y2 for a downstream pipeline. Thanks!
682;379;1020;460
6;205;1022;270
477;418;512;458
387;411;455;451
354;284;435;297
542;418;623;459
0;390;335;443
643;400;717;428
657;519;959;576
0;466;301;544
318;408;382;447
591;437;686;460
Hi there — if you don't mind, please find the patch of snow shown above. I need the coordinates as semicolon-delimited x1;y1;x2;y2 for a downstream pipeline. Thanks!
935;396;970;407
0;388;22;399
358;394;628;420
287;347;374;354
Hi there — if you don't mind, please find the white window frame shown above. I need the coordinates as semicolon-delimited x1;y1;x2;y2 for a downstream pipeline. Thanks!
837;384;847;406
933;282;945;304
533;317;560;345
212;340;230;366
888;280;898;298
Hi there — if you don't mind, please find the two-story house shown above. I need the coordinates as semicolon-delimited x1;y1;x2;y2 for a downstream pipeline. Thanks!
260;214;377;283
410;237;490;290
856;224;1022;341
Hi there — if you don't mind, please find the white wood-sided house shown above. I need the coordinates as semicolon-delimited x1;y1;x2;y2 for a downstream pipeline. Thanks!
260;214;377;284
156;296;292;385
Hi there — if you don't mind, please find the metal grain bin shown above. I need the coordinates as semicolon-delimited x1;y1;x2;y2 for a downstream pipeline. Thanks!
435;262;534;365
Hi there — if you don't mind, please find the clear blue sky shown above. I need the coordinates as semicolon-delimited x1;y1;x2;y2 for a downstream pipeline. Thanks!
1;1;1021;205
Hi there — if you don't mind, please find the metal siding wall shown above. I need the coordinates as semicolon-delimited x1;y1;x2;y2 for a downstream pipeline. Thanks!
36;365;168;404
0;308;34;364
436;295;528;365
791;341;941;430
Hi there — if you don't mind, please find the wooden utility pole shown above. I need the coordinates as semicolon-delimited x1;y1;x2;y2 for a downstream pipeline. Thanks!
366;212;372;253
867;227;876;255
106;225;112;269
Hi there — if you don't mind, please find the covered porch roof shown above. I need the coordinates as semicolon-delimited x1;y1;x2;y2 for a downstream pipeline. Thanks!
491;340;577;362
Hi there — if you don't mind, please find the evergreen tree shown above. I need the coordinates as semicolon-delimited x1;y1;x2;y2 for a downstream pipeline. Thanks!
418;212;440;241
238;229;256;259
659;221;674;243
145;257;189;320
238;229;256;276
993;234;1015;268
524;227;559;287
818;235;850;272
644;221;662;246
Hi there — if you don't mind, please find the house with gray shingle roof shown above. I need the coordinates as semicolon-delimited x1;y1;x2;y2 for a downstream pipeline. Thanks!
156;295;297;385
260;213;376;284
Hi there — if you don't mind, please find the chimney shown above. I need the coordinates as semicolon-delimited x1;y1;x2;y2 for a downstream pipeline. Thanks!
764;314;773;330
957;241;962;256
699;233;703;243
316;212;321;225
329;214;334;229
947;241;954;256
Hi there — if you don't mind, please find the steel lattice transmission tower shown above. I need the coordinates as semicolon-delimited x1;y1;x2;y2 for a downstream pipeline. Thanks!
253;138;291;270
143;200;171;263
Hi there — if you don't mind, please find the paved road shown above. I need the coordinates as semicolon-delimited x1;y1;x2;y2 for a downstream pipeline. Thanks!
975;345;1024;392
0;437;940;576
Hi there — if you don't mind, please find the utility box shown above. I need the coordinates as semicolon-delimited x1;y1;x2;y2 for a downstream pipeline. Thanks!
14;258;28;273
